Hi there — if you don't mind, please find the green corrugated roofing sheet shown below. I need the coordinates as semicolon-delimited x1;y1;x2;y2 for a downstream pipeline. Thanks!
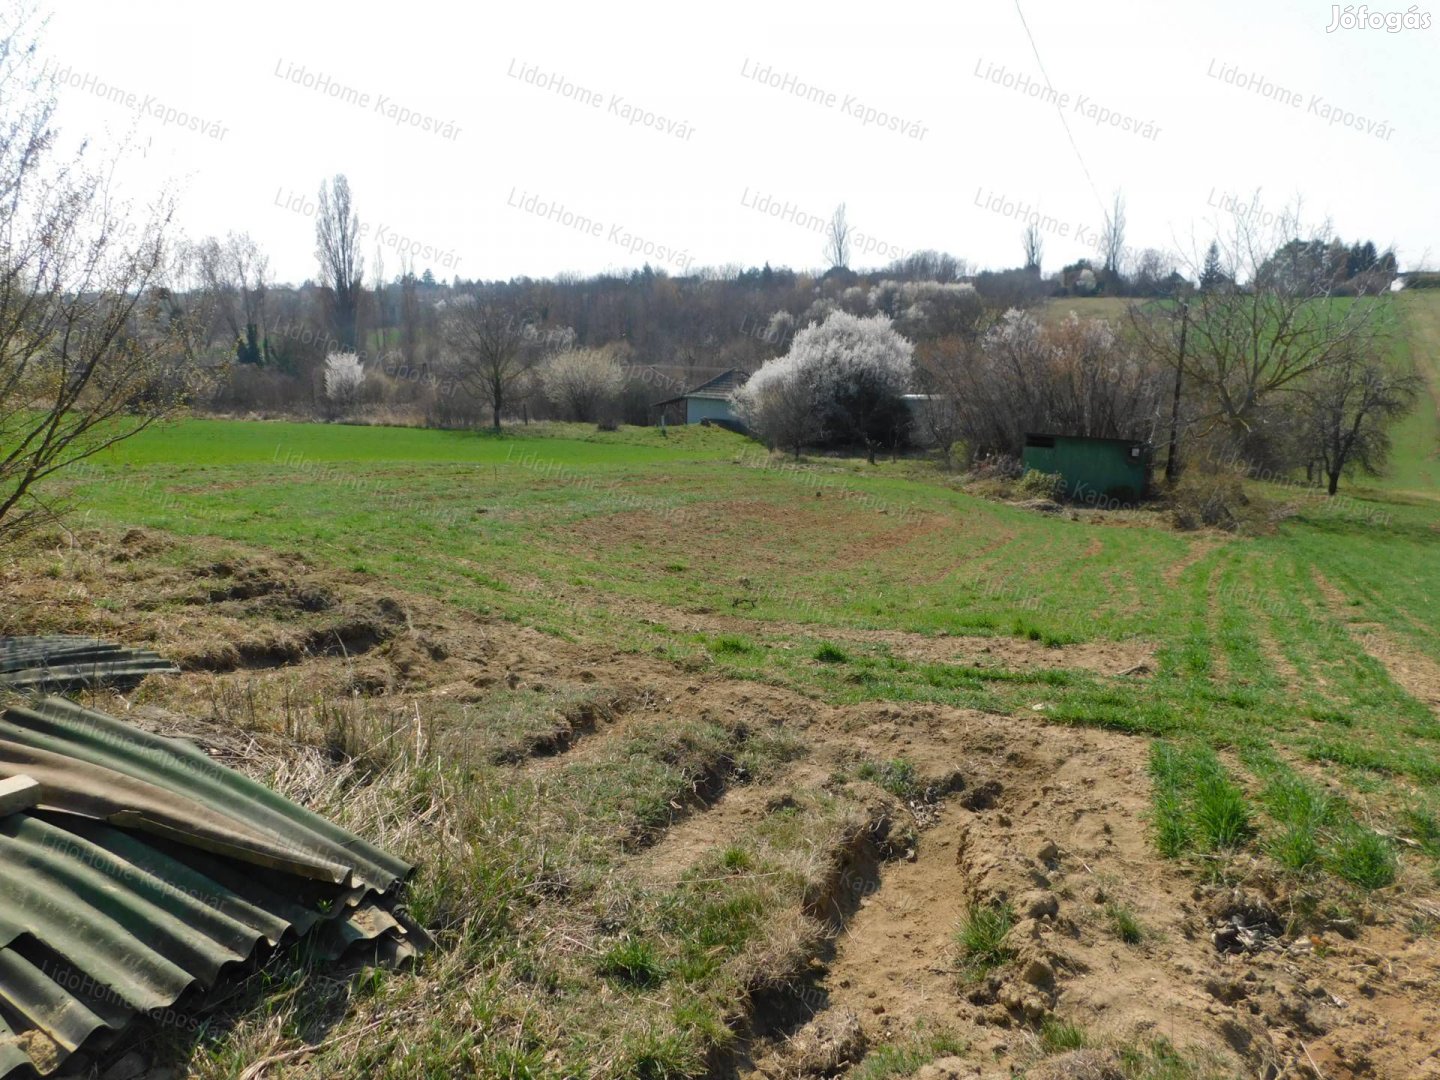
0;636;179;693
0;697;422;1078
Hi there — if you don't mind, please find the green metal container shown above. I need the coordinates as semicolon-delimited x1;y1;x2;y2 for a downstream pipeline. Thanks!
1021;433;1152;505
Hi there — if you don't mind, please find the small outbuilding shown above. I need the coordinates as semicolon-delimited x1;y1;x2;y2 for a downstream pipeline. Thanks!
1021;433;1152;505
653;369;750;427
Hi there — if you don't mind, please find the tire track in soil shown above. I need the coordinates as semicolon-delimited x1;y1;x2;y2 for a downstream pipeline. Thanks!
745;707;1440;1080
1312;569;1440;716
807;724;1230;1074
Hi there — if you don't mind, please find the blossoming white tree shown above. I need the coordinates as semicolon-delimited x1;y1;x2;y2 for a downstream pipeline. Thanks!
540;346;625;423
732;351;824;459
734;311;913;462
323;351;365;405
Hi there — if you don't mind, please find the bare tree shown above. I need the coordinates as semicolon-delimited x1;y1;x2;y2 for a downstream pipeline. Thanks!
912;342;968;468
1022;223;1044;275
941;310;1166;459
228;231;269;364
1099;190;1127;277
1297;348;1420;495
399;258;421;368
824;202;851;271
1174;204;1393;466
0;3;189;544
190;236;238;345
315;174;363;350
187;232;269;363
445;293;529;430
1131;248;1179;296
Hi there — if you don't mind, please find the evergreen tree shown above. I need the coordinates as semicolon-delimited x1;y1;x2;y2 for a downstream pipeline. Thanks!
1199;241;1225;292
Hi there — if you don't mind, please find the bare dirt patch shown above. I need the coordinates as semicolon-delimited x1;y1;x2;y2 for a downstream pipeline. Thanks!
623;598;1157;678
743;709;1440;1080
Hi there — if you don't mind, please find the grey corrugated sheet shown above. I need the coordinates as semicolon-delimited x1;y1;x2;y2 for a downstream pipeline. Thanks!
0;697;423;1078
0;636;179;693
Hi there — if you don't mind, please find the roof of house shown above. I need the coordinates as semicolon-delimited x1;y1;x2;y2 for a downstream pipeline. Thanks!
0;640;422;1079
653;368;749;407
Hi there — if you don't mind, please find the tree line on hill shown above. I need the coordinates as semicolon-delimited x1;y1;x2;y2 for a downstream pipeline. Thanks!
0;0;1424;552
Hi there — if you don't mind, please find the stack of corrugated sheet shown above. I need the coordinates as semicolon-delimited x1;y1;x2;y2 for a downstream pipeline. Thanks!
0;697;425;1079
0;637;180;693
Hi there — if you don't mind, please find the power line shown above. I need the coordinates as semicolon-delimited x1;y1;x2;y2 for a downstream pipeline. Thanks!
1012;0;1108;221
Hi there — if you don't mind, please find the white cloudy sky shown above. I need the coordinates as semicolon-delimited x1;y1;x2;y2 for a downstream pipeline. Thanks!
31;0;1440;284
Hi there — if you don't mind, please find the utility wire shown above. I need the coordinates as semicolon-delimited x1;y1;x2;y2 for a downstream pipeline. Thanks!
1012;0;1108;221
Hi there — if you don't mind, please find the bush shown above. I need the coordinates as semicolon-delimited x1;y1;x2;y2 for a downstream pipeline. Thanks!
203;364;309;414
1168;464;1251;531
1016;469;1063;500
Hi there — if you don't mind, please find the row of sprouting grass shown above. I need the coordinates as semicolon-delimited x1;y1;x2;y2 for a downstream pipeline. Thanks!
1146;741;1433;892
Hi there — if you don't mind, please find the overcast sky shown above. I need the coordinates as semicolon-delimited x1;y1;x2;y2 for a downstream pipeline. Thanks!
33;0;1440;285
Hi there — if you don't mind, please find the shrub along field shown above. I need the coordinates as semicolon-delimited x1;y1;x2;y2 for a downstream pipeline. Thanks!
4;296;1438;1079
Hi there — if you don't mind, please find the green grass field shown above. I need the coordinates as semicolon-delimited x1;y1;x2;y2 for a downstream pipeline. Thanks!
56;395;1440;790
8;291;1440;1080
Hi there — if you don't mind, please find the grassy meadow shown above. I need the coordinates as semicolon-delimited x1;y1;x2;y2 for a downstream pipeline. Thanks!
5;290;1439;1079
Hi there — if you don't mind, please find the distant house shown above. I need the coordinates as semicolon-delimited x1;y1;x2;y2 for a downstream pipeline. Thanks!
654;368;750;428
1022;433;1152;505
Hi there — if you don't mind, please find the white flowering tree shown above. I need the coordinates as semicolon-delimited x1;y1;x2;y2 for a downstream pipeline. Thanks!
732;351;824;459
735;311;913;462
540;346;625;422
323;351;364;406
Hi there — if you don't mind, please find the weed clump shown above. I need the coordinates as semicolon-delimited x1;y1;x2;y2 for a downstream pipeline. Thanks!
597;937;666;989
955;900;1015;980
1327;824;1398;889
1105;903;1144;945
857;758;920;799
1038;1016;1089;1053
